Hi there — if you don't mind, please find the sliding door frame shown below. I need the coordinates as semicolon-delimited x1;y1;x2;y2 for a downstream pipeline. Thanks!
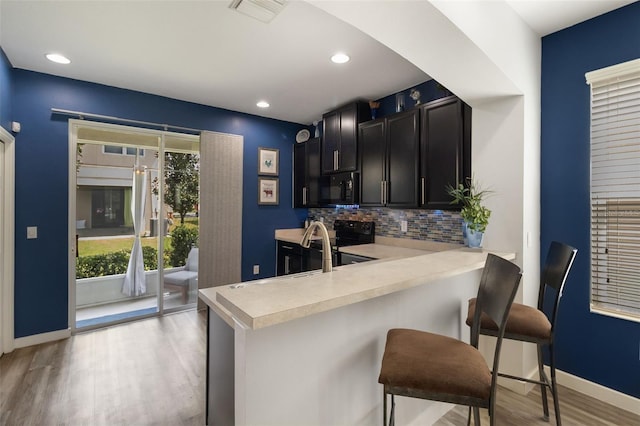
1;125;15;354
68;120;199;332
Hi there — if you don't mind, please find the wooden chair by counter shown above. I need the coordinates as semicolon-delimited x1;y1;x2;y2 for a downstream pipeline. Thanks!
378;254;522;426
466;241;577;425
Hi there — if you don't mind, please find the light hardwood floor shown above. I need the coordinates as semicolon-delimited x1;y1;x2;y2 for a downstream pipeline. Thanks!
0;310;206;426
1;310;638;425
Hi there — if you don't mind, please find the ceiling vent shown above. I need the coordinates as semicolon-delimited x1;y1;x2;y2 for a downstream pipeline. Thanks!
229;0;287;23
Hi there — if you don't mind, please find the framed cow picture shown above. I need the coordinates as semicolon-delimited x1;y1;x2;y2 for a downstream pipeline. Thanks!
258;177;279;205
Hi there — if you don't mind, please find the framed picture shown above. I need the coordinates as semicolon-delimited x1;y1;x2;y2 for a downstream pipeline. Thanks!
258;177;279;205
258;147;279;176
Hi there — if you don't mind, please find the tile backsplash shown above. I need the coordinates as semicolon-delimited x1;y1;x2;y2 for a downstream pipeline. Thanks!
308;207;464;245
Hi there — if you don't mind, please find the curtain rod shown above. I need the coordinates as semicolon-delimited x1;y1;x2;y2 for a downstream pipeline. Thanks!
50;108;202;134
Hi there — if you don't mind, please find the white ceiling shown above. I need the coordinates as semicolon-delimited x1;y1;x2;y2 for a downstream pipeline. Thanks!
0;0;635;125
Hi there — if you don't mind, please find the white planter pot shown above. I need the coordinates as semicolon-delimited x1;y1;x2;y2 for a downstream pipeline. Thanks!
463;222;484;248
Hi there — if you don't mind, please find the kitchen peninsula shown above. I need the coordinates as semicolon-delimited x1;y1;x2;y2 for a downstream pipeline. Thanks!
199;247;515;426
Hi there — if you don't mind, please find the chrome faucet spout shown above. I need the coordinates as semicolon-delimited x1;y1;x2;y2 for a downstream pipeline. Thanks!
300;221;333;273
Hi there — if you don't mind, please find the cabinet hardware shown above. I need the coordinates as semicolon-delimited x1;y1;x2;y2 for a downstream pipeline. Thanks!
384;181;388;205
284;255;290;275
303;187;307;205
380;181;385;204
282;245;294;250
421;178;425;205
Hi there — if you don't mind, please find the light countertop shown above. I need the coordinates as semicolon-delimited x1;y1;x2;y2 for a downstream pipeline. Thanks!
339;243;433;260
200;248;515;330
274;228;335;245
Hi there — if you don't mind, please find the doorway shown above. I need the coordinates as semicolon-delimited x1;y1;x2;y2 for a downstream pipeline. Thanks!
0;125;15;355
69;120;200;331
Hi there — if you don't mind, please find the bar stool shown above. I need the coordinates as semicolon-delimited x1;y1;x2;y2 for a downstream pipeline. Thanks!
378;254;522;426
466;241;577;425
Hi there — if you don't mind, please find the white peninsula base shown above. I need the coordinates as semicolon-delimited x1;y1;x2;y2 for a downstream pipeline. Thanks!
203;261;488;425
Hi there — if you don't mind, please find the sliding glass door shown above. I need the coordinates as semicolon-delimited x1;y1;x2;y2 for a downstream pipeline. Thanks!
160;135;200;312
71;121;199;330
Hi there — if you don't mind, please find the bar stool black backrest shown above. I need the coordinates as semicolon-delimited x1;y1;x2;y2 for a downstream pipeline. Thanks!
539;240;578;342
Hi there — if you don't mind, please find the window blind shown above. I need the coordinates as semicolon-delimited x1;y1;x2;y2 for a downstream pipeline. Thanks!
586;59;640;321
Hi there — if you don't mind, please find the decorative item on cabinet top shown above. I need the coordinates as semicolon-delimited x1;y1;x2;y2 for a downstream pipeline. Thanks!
369;101;380;120
410;88;421;105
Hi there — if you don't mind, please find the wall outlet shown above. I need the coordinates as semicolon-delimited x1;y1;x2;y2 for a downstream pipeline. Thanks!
27;226;38;239
253;264;260;275
401;220;408;233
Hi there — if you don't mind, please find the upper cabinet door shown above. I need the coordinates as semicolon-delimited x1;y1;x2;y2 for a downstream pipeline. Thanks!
293;137;323;208
386;109;419;208
359;119;386;206
321;111;340;174
306;138;322;206
321;101;369;174
293;143;306;208
420;97;471;209
337;104;358;172
359;109;419;208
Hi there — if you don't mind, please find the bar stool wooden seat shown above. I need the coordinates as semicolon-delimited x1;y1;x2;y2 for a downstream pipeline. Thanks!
466;241;577;425
378;254;522;426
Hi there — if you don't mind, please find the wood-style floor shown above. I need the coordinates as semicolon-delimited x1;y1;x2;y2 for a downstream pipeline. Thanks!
0;310;206;426
1;310;638;426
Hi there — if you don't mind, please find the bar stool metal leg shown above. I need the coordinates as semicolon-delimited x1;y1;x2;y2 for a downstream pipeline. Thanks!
383;390;387;426
382;390;396;426
550;343;562;426
537;343;550;420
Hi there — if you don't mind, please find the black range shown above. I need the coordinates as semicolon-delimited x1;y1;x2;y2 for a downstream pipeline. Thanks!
309;219;375;267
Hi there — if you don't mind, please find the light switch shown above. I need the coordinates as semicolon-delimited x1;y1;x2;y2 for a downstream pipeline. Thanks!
253;264;260;275
401;220;408;233
27;226;38;239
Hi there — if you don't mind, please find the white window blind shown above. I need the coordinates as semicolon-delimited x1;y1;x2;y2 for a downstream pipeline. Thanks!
586;58;640;321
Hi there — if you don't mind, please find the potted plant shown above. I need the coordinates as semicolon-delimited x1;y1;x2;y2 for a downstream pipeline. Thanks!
447;178;492;247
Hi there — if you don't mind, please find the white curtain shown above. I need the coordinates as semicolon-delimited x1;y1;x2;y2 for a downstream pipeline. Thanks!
122;165;148;296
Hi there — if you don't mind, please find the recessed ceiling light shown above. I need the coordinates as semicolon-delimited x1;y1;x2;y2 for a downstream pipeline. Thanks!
331;53;350;64
46;53;71;64
257;101;270;108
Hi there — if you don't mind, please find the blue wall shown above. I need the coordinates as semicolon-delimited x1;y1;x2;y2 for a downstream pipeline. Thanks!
11;69;307;338
541;2;640;398
0;48;12;130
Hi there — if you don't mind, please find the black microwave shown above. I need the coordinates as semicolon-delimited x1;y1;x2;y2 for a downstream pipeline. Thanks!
321;172;359;206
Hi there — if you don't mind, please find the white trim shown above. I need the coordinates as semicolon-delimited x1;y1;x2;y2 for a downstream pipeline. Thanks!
544;366;640;416
498;363;639;416
14;328;71;349
585;58;640;86
69;121;78;332
1;125;15;355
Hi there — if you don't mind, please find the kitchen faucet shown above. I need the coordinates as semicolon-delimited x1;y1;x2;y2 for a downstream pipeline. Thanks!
300;221;333;273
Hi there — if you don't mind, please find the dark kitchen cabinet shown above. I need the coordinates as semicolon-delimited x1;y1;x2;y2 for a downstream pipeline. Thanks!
276;240;336;276
293;138;323;207
359;109;420;207
322;101;370;174
419;96;471;209
276;241;306;276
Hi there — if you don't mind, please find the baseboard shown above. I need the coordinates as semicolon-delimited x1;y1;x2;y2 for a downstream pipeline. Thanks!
495;365;639;416
14;328;71;349
542;366;639;416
